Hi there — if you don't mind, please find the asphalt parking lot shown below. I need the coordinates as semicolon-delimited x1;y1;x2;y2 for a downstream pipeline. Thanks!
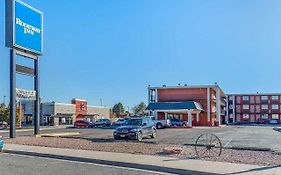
56;125;281;152
3;125;281;152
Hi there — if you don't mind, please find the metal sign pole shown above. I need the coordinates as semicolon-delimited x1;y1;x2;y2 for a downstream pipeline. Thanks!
34;57;40;135
10;49;16;138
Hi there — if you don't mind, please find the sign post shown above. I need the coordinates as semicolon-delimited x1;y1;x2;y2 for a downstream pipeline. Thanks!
5;0;43;138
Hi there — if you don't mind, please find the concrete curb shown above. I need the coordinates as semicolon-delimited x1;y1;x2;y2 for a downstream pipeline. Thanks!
3;149;219;175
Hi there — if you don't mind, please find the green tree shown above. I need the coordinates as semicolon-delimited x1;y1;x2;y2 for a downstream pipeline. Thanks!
112;102;125;118
0;106;9;124
132;102;147;115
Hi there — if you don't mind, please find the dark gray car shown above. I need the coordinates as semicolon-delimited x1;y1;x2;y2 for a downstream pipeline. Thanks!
113;117;156;141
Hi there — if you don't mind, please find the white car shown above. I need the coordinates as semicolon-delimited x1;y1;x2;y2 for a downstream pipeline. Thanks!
149;116;171;129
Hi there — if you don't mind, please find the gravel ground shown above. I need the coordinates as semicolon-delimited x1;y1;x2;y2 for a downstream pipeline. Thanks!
5;136;281;166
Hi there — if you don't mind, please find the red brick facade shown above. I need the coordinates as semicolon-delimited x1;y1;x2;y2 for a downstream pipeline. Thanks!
227;94;281;123
148;86;226;126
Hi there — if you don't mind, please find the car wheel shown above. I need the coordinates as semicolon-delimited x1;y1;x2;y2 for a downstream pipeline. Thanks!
102;124;106;127
137;132;142;141
114;136;120;140
151;129;156;138
156;123;163;129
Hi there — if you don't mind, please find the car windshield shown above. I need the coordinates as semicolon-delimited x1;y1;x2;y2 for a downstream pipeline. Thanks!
125;118;142;126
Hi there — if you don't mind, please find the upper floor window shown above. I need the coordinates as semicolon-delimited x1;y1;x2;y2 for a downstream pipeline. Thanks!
243;104;249;110
229;104;233;109
250;96;255;103
255;96;261;103
236;96;241;104
242;96;249;101
272;104;279;110
261;104;268;110
272;96;279;100
236;105;241;111
261;96;268;100
229;96;233;101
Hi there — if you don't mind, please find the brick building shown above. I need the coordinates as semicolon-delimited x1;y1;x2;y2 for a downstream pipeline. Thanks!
226;93;281;123
147;85;226;126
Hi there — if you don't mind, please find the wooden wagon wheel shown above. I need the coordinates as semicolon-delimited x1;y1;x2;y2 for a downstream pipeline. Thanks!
195;133;222;158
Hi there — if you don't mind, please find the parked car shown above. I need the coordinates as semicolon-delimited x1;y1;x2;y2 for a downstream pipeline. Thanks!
0;122;8;129
112;118;129;126
148;116;171;129
257;118;268;124
113;116;156;141
94;119;111;127
268;119;279;124
170;118;187;127
74;120;93;128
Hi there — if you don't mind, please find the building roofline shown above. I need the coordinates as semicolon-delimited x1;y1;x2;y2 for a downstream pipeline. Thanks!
72;98;87;102
227;93;281;96
148;85;226;96
42;102;76;106
87;105;110;109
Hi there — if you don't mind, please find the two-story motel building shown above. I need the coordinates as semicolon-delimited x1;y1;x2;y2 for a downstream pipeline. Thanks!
147;85;226;127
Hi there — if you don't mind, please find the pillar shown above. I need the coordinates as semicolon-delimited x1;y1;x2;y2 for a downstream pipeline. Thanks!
216;87;221;126
188;110;192;127
233;95;236;123
226;96;229;124
196;111;200;126
207;87;211;126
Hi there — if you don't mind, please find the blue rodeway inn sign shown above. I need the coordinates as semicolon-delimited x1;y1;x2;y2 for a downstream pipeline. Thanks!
6;0;43;55
5;0;43;138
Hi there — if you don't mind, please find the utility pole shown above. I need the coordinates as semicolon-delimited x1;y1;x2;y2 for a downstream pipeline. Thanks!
100;98;103;106
3;96;6;106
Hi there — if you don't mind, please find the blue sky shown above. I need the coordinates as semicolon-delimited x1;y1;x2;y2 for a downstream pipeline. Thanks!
1;0;281;108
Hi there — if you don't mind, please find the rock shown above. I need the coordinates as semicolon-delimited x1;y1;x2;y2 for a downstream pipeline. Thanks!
163;147;183;154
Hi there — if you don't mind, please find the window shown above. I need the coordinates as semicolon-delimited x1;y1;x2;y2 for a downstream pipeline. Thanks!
229;104;233;109
243;105;249;109
261;104;268;110
229;96;233;101
243;114;249;119
236;96;241;104
255;96;261;103
261;114;267;119
242;96;249;101
250;96;255;103
272;114;279;119
261;96;268;100
250;105;255;112
272;96;279;100
272;104;279;110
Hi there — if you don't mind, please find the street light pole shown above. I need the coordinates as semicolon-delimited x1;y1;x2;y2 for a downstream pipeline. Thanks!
3;96;6;106
100;98;103;106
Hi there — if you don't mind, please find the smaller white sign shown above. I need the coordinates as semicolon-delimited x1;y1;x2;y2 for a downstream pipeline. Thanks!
16;88;36;100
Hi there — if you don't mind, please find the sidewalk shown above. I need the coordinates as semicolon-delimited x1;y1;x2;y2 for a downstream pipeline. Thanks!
3;144;281;175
